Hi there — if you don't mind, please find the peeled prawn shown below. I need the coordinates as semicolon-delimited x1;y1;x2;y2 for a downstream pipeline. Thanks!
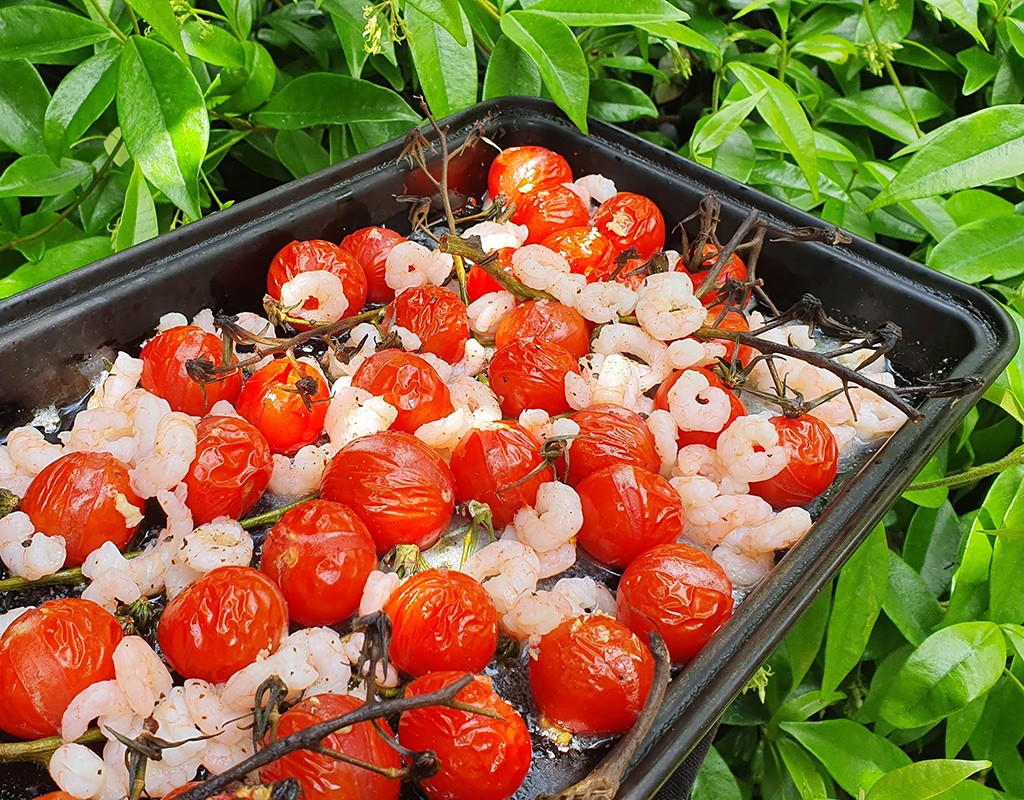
0;511;66;580
511;245;586;307
385;241;453;293
666;369;732;433
511;481;582;554
716;416;788;484
468;290;516;336
129;412;197;498
462;221;528;251
463;541;541;615
576;281;638;324
269;445;334;497
6;426;63;475
89;353;143;410
280;270;350;324
635;272;705;341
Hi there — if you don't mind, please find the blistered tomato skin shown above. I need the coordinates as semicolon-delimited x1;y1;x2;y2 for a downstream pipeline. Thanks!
266;239;368;319
140;326;243;416
529;615;654;736
320;431;455;554
157;565;288;684
616;544;734;664
382;286;470;364
21;451;144;566
184;416;274;525
592;192;666;259
514;184;590;245
0;599;123;739
260;694;402;800
399;672;532;800
541;227;618;282
565;404;661;486
467;247;515;302
750;415;840;509
489;338;580;418
340;226;407;304
576;464;685;568
235;358;330;456
652;368;746;450
487;145;573;206
384;569;498;676
494;300;592;359
260;500;377;627
351;349;453;434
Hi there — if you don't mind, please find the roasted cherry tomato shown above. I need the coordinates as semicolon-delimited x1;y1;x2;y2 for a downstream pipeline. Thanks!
450;422;553;528
399;672;532;800
236;358;330;456
514;184;590;244
0;599;123;738
260;499;377;626
266;239;368;322
382;285;470;364
183;416;273;525
706;306;754;366
540;226;617;282
161;785;271;800
616;543;734;664
749;415;839;508
157;565;288;684
34;794;81;800
467;247;515;302
494;299;591;359
340;226;407;304
576;464;684;568
489;338;580;418
690;243;749;308
320;431;455;554
653;368;746;450
140;326;242;416
488;145;572;206
22;451;144;566
565;404;660;486
260;693;402;800
351;349;453;434
592;192;666;259
529;615;654;735
384;569;498;675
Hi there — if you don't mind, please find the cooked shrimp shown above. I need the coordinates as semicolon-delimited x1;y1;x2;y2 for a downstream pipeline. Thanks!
385;241;453;293
81;542;141;610
89;352;143;410
6;426;63;475
635;272;706;341
716;416;788;484
191;308;217;333
512;481;583;554
733;507;813;554
551;576;616;616
359;570;400;616
666;369;732;433
667;338;708;370
269;445;334;497
156;312;188;333
61;680;138;744
179;519;254;574
511;245;586;307
324;386;397;448
535;541;577;578
122;389;172;462
462;221;529;251
61;408;135;464
49;743;108;799
576;281;638;324
712;541;773;588
0;607;31;638
468;290;516;336
503;590;573;641
232;311;277;341
463;540;541;615
129;412;197;498
0;446;32;496
146;688;206;796
327;322;381;379
0;511;66;580
280;270;350;324
591;324;671;388
646;409;678;475
566;353;652;413
565;174;617;207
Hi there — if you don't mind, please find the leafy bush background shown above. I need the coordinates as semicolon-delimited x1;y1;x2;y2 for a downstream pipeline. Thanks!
2;0;1024;796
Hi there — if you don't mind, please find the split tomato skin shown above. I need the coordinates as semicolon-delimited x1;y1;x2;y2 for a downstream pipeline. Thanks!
384;569;498;676
266;239;368;319
487;145;573;206
540;226;618;282
259;693;402;800
140;325;242;416
351;349;453;434
529;615;654;736
236;358;330;456
489;338;580;419
183;416;274;525
320;431;455;554
592;192;666;259
382;285;470;364
652;368;746;450
750;415;839;508
22;451;144;566
514;184;590;244
260;499;377;627
576;464;685;569
616;543;734;664
494;299;591;359
340;226;407;304
157;565;289;684
399;672;532;800
565;404;661;486
0;599;123;739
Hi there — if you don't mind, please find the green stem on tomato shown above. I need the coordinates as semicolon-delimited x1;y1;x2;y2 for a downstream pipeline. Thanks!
0;727;104;766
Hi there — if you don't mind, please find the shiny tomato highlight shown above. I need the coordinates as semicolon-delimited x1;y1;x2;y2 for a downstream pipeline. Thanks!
514;184;590;244
592;192;666;259
235;358;330;456
565;404;660;486
487;145;572;206
351;349;453;434
494;299;591;359
382;285;470;364
540;226;618;282
266;239;368;320
340;226;407;304
749;415;840;508
140;325;242;416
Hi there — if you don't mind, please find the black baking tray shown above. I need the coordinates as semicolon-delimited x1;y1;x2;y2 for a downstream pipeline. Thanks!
0;98;1015;799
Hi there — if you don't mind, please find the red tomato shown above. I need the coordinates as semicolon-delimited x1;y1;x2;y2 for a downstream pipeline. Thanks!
0;599;123;738
749;415;839;508
576;464;684;568
690;243;749;308
320;431;455;554
260;694;402;800
340;226;407;304
382;286;469;364
609;257;649;290
616;543;734;664
266;240;368;321
592;192;666;259
514;185;590;244
260;499;377;626
529;615;654;735
161;786;265;800
487;145;572;206
22;451;144;566
467;247;515;303
183;416;273;525
565;404;660;486
140;326;242;416
351;349;453;434
34;795;81;800
653;368;746;449
540;226;618;282
488;339;580;418
399;672;532;800
157;565;288;684
706;306;754;366
450;422;553;528
494;300;591;359
235;358;330;456
384;569;498;675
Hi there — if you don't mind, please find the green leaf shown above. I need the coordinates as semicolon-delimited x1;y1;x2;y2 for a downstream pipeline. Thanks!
824;87;947;145
727;62;818;201
117;36;209;220
594;55;668;82
483;35;542;100
114;163;158;252
776;738;829;800
691;91;766;155
44;51;120;161
406;3;477;119
957;47;1000;95
945;189;1015;225
0;237;113;299
945;695;987;759
783;583;832;693
252;74;420;130
880;622;1007;728
927;215;1024;283
0;60;50;156
274;129;330;179
1007;19;1024;58
182;19;245;68
791;34;858;63
215;0;257;38
499;12;589;133
691;745;742;800
525;0;687;25
407;0;468;45
125;0;186;58
865;760;990;800
883;550;944;646
868;106;1024;210
822;524;889;694
926;0;984;43
640;21;720;56
588;79;658;123
0;5;113;62
903;501;962;596
214;41;277;115
0;155;91;198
